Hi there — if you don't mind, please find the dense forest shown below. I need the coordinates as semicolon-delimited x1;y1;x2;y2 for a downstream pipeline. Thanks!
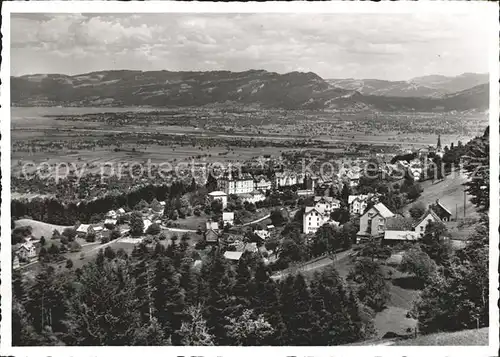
13;243;375;346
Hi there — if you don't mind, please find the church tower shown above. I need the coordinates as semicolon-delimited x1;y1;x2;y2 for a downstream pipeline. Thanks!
437;134;441;150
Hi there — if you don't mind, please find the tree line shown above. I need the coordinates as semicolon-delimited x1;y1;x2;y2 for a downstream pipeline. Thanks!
11;181;192;226
13;237;377;346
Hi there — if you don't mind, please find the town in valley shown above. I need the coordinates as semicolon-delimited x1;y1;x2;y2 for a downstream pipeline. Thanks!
10;12;491;347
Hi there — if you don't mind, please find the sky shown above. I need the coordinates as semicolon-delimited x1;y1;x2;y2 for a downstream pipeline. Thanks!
10;13;490;81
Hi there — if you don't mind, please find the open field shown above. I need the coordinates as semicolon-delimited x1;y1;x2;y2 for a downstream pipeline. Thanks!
15;219;72;239
411;174;477;220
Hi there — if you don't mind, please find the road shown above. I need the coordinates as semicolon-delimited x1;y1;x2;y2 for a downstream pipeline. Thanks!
271;248;353;280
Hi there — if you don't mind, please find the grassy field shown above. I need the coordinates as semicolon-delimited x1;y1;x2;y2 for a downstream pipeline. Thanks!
393;327;488;346
15;219;72;239
410;174;477;221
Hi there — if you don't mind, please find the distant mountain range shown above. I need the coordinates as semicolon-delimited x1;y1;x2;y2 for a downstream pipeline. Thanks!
11;70;489;112
326;73;489;98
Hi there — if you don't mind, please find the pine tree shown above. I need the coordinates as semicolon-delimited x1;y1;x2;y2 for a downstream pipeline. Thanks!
62;259;142;345
25;265;67;333
204;249;236;344
279;274;313;345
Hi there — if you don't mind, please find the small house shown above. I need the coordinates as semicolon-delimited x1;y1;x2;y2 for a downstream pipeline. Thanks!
76;224;94;237
357;202;394;242
206;220;219;231
223;212;235;227
254;229;270;240
413;209;442;236
104;218;118;228
223;251;243;261
17;241;37;261
117;208;126;216
205;229;219;243
431;200;452;222
106;210;117;219
208;191;228;209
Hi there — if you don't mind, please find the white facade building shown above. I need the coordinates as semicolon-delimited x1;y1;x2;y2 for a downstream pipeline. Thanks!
303;206;339;234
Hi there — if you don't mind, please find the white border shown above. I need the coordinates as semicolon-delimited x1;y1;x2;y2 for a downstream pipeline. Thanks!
1;1;499;356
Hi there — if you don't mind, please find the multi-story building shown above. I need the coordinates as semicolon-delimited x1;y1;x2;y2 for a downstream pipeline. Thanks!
356;202;394;242
303;206;339;234
274;171;304;189
254;176;272;192
219;172;254;195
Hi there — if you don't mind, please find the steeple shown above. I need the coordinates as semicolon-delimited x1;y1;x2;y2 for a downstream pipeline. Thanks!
437;134;441;150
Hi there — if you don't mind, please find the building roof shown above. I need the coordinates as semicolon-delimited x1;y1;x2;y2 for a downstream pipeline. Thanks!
223;212;235;220
305;206;327;216
104;218;117;225
18;242;35;251
414;209;442;227
348;194;369;204
435;201;453;216
224;251;243;261
208;191;227;197
254;230;270;239
373;203;394;219
206;220;219;230
384;230;419;241
205;229;219;242
76;224;91;233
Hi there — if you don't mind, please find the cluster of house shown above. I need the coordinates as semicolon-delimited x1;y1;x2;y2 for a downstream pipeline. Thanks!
356;199;452;244
203;216;275;263
76;202;166;241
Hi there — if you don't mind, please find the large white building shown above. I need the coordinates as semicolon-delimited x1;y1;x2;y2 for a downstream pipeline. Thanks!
274;171;304;188
219;172;254;195
254;176;272;192
303;206;339;234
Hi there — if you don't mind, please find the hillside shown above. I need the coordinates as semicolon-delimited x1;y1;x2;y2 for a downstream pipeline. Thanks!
11;69;488;112
15;219;72;239
327;73;488;98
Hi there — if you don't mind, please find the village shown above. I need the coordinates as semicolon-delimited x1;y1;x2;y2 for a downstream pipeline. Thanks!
13;134;462;273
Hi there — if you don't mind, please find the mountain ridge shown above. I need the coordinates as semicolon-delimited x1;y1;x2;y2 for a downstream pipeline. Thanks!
11;69;489;112
327;72;488;98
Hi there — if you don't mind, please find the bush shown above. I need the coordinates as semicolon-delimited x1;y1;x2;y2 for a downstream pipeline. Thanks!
110;229;121;241
158;232;167;241
399;247;436;283
69;241;82;253
62;228;77;242
195;240;207;250
101;236;110;244
146;223;161;236
86;232;96;243
66;259;74;269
